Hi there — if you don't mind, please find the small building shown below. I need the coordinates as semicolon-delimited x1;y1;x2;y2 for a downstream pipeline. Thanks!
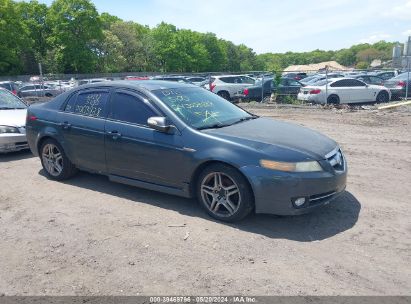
284;61;350;73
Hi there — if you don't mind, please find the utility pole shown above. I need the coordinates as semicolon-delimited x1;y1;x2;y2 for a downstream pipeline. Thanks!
38;62;44;97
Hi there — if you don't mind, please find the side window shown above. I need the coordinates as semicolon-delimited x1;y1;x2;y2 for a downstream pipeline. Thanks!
330;80;344;87
349;79;366;87
72;91;109;118
240;76;255;84
220;77;234;83
288;79;300;86
109;92;157;125
371;76;382;84
64;93;78;112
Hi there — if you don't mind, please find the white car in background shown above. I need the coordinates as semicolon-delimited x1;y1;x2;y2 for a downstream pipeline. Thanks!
0;88;28;153
204;75;256;101
297;78;391;104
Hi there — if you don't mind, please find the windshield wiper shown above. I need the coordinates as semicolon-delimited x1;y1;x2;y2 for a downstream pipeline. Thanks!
229;115;259;126
197;115;259;130
197;123;232;130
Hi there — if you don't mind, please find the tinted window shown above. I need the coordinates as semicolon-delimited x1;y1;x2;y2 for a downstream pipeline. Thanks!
64;93;78;112
22;85;35;90
73;91;109;118
78;80;88;85
288;79;301;86
0;83;12;90
331;79;365;87
240;76;255;84
109;92;156;125
370;76;383;84
188;77;205;82
219;77;235;83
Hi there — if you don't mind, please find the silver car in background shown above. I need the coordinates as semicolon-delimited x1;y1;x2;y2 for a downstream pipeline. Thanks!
17;84;62;98
0;88;28;153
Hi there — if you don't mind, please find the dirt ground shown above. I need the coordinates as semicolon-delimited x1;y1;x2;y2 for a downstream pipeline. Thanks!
0;104;410;296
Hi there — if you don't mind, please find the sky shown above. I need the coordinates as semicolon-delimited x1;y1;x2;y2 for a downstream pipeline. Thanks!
36;0;411;54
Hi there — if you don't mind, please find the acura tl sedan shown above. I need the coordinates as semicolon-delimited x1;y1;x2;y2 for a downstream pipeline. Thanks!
26;81;347;222
0;88;28;153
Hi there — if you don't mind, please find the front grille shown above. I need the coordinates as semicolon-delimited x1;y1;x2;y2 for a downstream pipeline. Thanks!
326;148;344;171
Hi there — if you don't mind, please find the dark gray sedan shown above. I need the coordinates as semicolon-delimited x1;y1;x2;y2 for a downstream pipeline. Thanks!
26;81;347;222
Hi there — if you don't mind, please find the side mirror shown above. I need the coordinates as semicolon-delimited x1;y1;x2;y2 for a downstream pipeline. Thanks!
147;116;173;133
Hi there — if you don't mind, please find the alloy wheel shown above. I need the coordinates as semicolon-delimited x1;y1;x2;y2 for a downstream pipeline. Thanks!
42;143;63;177
200;172;241;217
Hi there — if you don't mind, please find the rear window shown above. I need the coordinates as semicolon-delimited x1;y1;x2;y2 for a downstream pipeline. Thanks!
0;83;12;91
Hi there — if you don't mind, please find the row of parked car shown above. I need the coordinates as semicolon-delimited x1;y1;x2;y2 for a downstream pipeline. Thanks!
1;69;410;105
228;70;410;104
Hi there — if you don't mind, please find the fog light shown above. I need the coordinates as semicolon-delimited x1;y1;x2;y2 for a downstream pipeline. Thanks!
293;197;306;208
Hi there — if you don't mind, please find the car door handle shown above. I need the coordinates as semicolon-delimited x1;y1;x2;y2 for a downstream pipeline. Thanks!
59;122;72;130
107;130;122;139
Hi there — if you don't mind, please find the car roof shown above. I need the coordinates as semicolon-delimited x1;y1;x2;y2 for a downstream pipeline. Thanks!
77;80;198;91
214;74;252;78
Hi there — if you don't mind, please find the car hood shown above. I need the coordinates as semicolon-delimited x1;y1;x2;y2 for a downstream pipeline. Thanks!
0;109;27;127
202;117;337;160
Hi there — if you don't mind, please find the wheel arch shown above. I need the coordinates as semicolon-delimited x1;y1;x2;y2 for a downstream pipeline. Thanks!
189;160;255;202
216;90;230;98
327;94;340;103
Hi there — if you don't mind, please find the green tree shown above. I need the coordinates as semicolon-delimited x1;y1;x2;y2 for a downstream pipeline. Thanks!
17;0;49;74
0;0;28;75
46;0;102;73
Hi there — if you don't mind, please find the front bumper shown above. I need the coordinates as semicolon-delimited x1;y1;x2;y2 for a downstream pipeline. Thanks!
240;163;347;215
0;132;29;153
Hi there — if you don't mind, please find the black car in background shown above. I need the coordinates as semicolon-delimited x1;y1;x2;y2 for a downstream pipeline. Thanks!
283;72;308;81
384;72;411;100
240;78;304;101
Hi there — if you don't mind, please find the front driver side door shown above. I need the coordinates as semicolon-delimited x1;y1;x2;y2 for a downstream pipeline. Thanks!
104;89;186;189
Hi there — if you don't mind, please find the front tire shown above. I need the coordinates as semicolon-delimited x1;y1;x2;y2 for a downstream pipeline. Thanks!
40;139;77;180
376;91;389;103
196;164;254;222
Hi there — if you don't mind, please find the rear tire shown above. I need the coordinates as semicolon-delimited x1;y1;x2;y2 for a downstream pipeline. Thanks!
376;91;389;103
196;163;254;222
40;139;77;181
327;94;340;104
217;91;230;101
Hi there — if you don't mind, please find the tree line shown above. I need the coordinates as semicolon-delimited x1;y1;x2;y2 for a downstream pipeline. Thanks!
0;0;400;76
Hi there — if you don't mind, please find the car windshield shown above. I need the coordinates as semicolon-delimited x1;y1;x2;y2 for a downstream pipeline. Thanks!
0;90;26;109
153;87;256;130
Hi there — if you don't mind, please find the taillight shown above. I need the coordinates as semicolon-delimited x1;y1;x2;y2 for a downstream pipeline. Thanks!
295;76;301;80
243;88;249;96
309;89;321;94
209;83;216;92
27;115;37;121
398;81;406;87
11;90;17;95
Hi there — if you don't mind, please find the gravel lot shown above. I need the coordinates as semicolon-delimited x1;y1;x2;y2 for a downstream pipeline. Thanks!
0;104;410;296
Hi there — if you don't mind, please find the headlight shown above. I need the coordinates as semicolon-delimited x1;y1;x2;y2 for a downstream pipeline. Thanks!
0;125;20;134
260;159;323;172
